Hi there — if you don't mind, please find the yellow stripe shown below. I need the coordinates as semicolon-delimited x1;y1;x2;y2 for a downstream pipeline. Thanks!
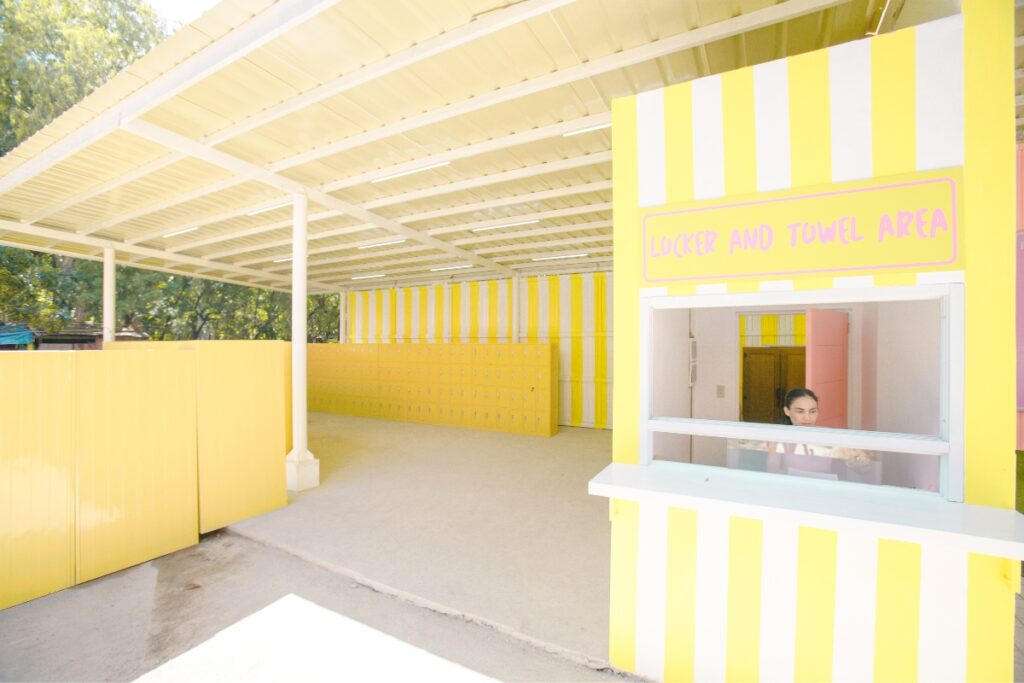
527;277;539;341
963;0;1015;509
375;290;384;342
761;314;778;346
871;28;916;177
570;274;583;426
788;49;831;187
664;82;694;204
348;292;356;342
389;289;397;343
487;280;498;340
506;279;514;342
722;66;757;196
794;313;806;346
594;272;608;429
793;527;836;683
664;507;698;682
403;287;412;341
608;499;638;672
418;286;428;342
738;315;745;414
434;284;444;342
967;554;1015;682
873;539;920;683
451;284;462;342
468;281;479;340
612;94;639;462
548;275;560;340
725;516;762;683
360;290;370;342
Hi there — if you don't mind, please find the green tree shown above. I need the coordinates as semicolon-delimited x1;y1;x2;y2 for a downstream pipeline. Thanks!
0;0;166;156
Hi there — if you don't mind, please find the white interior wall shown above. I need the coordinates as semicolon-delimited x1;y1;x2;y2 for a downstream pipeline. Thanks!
873;300;942;435
651;309;691;461
690;308;740;466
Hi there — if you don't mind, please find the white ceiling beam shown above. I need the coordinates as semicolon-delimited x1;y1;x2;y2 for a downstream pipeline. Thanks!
121;119;516;277
238;235;433;267
271;0;844;173
0;218;338;291
280;248;444;274
0;0;343;196
207;223;372;260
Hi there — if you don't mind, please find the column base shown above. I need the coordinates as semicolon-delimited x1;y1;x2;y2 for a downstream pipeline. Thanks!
286;451;320;492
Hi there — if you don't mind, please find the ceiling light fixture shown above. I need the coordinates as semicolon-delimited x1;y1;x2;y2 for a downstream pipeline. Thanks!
352;273;386;280
273;257;293;263
163;227;198;238
370;161;451;184
429;264;473;272
531;253;588;262
358;239;406;249
562;122;611;137
246;200;291;216
471;219;540;233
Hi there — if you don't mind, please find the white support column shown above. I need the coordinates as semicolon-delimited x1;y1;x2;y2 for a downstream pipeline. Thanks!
286;193;320;491
338;290;348;343
511;275;520;343
102;247;115;344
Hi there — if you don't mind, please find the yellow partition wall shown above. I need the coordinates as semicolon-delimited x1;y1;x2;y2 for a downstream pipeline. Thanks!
0;353;76;610
106;341;289;533
309;342;558;436
607;3;1017;681
74;350;198;583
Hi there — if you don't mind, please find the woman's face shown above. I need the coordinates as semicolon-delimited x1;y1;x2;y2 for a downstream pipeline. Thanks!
784;396;819;426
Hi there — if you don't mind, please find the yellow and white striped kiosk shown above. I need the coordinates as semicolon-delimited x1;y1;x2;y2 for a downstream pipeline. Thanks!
590;2;1024;681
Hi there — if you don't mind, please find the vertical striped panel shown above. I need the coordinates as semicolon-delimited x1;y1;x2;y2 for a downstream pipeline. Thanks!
451;283;462;341
829;39;872;182
488;280;499;340
874;540;921;682
664;507;698;682
725;516;762;683
548;275;560;341
425;285;436;341
692;75;725;200
793;314;806;345
918;544;967;682
872;28;916;177
609;499;639;671
360;291;370;343
388;289;396;342
722;67;757;197
595;272;609;429
832;533;878;683
504;279;512;341
348;292;357;341
693;510;730;681
637;89;667;208
582;274;596;427
375;289;384;342
635;504;668;680
537;276;550;338
438;284;449;342
966;555;1015;682
403;287;413;342
469;281;480;340
759;520;799;683
793;527;837;683
753;58;792;192
570;274;584;425
664;83;694;204
761;314;778;346
916;15;964;171
789;49;832;188
527;276;539;341
558;274;572;423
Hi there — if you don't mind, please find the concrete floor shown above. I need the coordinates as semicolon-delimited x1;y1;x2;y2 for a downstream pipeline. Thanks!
0;413;623;682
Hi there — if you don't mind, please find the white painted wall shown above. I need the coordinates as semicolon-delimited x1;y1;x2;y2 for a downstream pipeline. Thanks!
652;309;691;461
690;308;740;466
873;300;942;435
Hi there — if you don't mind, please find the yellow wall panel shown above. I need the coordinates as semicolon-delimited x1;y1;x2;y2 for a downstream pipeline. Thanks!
871;29;916;178
725;516;762;683
609;498;639;672
788;49;831;188
74;350;198;584
793;527;837;683
664;507;698;683
874;539;921;683
0;353;75;610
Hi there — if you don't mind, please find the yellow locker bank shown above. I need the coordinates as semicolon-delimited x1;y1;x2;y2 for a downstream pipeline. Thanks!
589;2;1024;682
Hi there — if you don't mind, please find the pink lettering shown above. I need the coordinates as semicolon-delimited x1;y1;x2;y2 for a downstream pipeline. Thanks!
931;208;949;235
896;211;913;237
916;208;929;238
878;214;895;242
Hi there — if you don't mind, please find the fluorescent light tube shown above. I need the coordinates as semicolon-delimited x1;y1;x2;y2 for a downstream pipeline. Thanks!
273;257;292;263
471;219;540;233
429;264;473;272
531;253;588;262
358;239;406;249
247;201;291;216
163;227;198;238
370;161;451;184
562;122;611;137
351;273;386;280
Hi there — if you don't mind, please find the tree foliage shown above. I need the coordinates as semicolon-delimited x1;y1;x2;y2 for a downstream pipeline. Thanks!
0;0;166;156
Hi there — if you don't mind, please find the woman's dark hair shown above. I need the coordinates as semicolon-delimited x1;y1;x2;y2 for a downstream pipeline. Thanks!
782;388;818;424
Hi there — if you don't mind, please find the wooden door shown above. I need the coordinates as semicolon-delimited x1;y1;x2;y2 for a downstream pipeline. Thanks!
742;347;806;423
805;308;849;428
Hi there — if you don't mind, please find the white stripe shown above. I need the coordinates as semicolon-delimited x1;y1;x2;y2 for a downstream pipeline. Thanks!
536;277;550;339
443;283;452;342
396;289;405;341
832;533;878;683
425;286;436;341
777;314;795;346
833;275;875;288
918;544;967;683
634;503;668;681
560;275;572;425
916;15;964;171
582;274;596;427
754;59;792;192
691;75;725;200
480;282;490;342
696;283;728;295
693;509;730;682
829;39;872;182
759;279;794;292
411;288;421;341
497;279;509;341
382;290;392;341
353;294;362;342
636;89;666;208
368;291;377;342
759;519;798;683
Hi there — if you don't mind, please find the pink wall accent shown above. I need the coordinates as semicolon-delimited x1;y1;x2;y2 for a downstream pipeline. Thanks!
1017;144;1024;232
806;308;849;429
